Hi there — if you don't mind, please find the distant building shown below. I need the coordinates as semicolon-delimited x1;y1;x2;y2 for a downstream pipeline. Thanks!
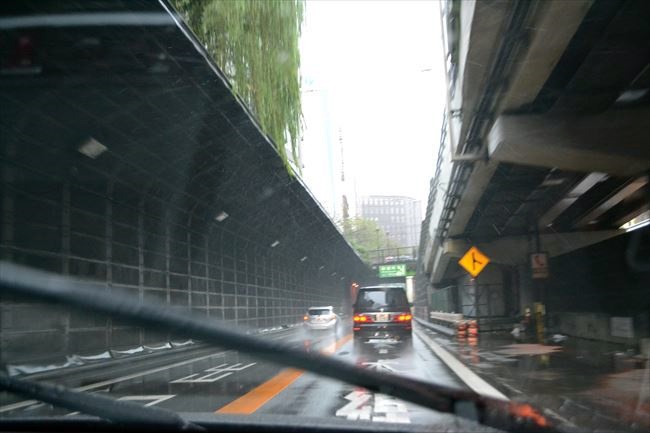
360;196;422;247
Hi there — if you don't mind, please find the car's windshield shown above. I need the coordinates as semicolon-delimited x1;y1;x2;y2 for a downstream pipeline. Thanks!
1;1;649;432
357;288;409;311
308;308;331;316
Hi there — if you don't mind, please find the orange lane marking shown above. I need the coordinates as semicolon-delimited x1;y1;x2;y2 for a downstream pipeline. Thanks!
215;368;303;415
215;334;352;414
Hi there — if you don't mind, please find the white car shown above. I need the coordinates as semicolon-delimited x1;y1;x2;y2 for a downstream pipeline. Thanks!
303;306;338;332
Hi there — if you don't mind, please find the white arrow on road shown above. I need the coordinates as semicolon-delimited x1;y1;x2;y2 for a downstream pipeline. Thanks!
361;359;406;373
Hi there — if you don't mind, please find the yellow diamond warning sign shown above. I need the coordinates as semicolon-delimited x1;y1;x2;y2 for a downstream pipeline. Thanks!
458;246;490;278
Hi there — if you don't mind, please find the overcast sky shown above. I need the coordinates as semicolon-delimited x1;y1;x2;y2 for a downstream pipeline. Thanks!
299;0;446;218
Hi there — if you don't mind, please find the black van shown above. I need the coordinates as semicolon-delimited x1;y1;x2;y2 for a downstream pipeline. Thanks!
352;285;412;342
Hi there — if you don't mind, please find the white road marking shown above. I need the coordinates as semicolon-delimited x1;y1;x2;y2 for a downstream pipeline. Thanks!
373;394;410;423
415;328;509;401
335;390;410;423
336;390;372;420
171;372;233;384
543;408;578;429
118;394;176;406
66;394;176;416
361;359;406;373
501;383;523;395
170;362;255;383
0;350;229;413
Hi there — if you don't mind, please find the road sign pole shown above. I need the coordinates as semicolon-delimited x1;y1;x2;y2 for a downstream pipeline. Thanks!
531;223;547;342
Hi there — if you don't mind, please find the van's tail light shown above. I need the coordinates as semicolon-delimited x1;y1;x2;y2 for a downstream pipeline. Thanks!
394;313;412;322
353;314;373;323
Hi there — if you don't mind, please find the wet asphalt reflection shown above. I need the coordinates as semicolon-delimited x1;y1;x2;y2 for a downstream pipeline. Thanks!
1;323;469;428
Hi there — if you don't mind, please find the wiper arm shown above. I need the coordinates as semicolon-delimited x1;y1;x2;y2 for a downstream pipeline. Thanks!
0;262;556;433
0;372;202;431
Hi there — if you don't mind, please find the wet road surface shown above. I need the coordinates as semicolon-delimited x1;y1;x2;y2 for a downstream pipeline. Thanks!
258;331;464;424
0;324;470;428
6;321;646;432
418;324;650;432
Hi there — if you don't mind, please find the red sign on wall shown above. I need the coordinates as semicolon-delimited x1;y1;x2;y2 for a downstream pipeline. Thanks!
530;253;549;279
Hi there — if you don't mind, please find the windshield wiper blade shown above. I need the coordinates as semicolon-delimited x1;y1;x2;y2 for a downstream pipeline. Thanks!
0;261;557;433
0;372;202;431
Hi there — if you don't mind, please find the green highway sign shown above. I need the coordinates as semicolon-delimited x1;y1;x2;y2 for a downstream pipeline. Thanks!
378;264;406;278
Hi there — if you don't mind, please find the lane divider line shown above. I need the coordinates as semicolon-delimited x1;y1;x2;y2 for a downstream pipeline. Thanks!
215;368;304;415
414;328;509;401
216;334;352;414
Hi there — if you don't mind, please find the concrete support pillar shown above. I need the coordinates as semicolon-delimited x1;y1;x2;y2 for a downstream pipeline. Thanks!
105;183;113;349
138;201;145;346
517;263;535;314
61;182;71;354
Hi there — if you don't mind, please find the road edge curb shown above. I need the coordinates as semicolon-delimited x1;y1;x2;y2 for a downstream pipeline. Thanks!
414;323;508;401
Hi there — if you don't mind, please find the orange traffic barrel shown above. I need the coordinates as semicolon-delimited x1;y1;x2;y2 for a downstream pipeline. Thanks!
468;319;479;337
456;321;467;339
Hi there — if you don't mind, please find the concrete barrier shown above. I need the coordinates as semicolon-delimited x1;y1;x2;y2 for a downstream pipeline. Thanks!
426;312;464;336
549;312;640;346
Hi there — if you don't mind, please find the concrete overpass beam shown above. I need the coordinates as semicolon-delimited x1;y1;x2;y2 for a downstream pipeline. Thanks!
431;230;621;285
447;160;499;237
538;173;608;228
475;230;623;266
499;0;592;111
455;0;510;150
574;177;648;228
430;238;469;285
488;110;650;176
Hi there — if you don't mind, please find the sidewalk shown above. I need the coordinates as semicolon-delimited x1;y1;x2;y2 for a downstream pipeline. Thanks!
417;323;650;432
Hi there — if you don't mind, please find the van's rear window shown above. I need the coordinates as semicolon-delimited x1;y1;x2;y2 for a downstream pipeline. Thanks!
356;288;409;311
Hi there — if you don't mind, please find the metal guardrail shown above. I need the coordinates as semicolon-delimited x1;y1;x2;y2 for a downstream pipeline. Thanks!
427;312;464;336
429;312;464;323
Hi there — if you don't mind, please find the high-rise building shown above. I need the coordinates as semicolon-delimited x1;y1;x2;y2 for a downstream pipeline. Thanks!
360;196;422;247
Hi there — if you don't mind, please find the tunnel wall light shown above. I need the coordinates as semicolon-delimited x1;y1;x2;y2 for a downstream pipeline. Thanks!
270;240;280;248
214;211;229;222
300;256;308;262
625;220;650;232
78;137;107;159
620;210;650;232
616;88;648;104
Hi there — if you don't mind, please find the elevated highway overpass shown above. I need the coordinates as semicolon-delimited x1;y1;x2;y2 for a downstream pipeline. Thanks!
418;0;650;345
1;2;649;430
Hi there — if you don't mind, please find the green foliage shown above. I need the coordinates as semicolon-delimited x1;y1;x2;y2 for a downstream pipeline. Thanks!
171;0;304;174
340;217;399;264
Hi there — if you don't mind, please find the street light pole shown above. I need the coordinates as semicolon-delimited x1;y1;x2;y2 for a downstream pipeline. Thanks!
375;228;380;263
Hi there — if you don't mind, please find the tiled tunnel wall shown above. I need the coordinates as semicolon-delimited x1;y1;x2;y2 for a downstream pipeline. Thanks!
0;176;349;363
0;0;367;364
